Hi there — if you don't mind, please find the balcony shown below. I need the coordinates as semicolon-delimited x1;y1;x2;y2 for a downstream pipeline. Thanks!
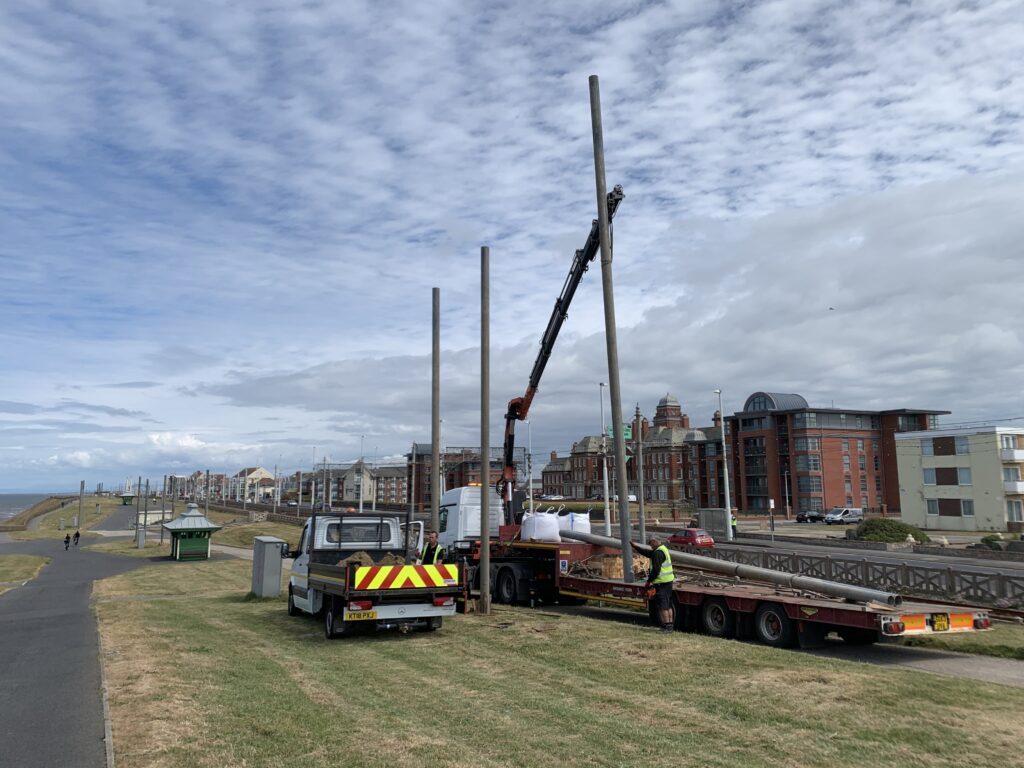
1002;449;1024;462
1005;481;1024;494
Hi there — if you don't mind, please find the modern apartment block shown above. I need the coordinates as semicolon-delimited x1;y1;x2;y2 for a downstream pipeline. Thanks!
896;427;1024;532
720;392;947;515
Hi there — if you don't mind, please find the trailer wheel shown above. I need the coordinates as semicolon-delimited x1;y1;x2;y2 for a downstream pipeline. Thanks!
496;568;518;605
701;597;736;638
754;603;796;648
838;627;878;646
324;597;347;640
287;587;300;617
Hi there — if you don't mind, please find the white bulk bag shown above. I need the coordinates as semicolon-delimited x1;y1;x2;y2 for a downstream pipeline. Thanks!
521;511;561;542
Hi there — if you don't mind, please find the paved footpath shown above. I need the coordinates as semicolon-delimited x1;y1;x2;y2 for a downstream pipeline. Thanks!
0;534;172;768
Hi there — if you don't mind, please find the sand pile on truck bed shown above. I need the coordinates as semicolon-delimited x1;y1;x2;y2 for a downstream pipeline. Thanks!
334;551;406;567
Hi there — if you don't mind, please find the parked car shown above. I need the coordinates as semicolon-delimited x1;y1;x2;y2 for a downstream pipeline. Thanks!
667;528;715;548
287;500;299;507
540;494;565;501
825;507;864;525
796;509;826;523
612;494;638;502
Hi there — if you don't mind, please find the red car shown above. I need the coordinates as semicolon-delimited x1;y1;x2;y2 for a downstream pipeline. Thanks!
667;528;715;548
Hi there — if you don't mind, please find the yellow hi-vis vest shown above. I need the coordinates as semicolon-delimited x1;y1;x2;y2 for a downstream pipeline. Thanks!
652;544;675;584
420;543;442;564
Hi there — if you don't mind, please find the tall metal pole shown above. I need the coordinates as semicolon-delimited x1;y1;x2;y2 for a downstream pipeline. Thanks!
77;480;84;528
635;403;647;543
273;464;278;516
527;420;534;515
405;444;416;563
205;469;210;516
600;382;610;535
358;437;365;514
784;469;791;520
135;475;142;534
479;245;492;613
431;286;441;531
716;389;734;542
243;468;248;515
160;475;166;544
590;75;634;578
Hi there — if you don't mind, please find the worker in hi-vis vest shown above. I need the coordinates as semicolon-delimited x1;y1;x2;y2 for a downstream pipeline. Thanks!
731;511;738;538
419;530;444;565
632;535;675;633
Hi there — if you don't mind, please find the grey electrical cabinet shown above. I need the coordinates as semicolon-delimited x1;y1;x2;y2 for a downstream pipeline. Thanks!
252;536;286;597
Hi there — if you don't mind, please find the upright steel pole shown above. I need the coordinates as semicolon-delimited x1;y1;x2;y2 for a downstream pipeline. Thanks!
205;469;211;517
77;480;84;528
589;75;633;579
297;471;303;511
635;403;646;543
527;420;534;515
160;475;166;544
358;437;364;514
716;389;734;541
431;286;441;532
405;444;416;563
600;382;610;535
479;246;492;613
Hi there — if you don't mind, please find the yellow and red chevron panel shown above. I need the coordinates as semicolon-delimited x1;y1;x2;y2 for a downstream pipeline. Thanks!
353;563;459;590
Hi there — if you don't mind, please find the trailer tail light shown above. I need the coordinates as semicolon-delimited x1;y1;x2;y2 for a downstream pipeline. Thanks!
433;597;455;607
882;621;905;635
974;617;992;630
348;600;373;611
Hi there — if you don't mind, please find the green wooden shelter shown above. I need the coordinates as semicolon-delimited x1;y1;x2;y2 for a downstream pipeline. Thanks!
162;503;222;560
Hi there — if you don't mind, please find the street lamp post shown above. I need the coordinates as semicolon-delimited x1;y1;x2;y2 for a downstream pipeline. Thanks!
526;420;534;515
784;469;791;520
714;389;733;542
359;435;365;514
600;382;610;536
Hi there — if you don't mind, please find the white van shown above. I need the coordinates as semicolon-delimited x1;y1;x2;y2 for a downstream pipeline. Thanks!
824;507;864;525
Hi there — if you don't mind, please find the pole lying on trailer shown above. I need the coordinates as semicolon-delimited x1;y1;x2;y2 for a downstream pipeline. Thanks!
559;529;902;607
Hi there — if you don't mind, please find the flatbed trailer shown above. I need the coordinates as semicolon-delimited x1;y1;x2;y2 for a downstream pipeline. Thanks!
459;529;992;649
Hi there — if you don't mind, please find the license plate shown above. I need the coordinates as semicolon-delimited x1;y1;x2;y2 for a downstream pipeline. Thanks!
345;610;377;621
932;613;949;632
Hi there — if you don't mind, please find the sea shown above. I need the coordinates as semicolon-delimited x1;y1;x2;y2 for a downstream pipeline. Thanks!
0;493;52;523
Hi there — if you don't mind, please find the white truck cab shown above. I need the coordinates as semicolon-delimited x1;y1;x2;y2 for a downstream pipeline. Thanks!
437;486;503;551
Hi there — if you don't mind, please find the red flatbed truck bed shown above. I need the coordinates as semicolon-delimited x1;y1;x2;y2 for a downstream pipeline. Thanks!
464;530;992;649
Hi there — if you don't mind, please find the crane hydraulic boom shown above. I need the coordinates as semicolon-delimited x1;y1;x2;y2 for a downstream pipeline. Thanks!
497;185;624;521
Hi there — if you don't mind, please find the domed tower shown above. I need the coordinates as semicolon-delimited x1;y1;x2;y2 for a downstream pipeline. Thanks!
653;394;689;429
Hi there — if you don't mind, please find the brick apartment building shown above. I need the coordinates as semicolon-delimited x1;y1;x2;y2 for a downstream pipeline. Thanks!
719;392;947;515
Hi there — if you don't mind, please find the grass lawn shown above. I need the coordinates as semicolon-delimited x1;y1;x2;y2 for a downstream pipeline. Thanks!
0;554;50;594
86;539;171;558
94;558;1024;768
903;622;1024;660
9;495;122;540
212;521;300;550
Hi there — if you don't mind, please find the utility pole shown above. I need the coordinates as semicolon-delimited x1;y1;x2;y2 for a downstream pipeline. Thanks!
137;477;148;549
205;469;210;517
527;420;534;515
297;471;303;512
77;480;84;528
431;286;441;532
243;468;248;517
715;389;733;542
358;437;364;514
600;382;610;536
479;245;492;613
784;469;791;521
590;75;634;578
160;475;166;544
635;403;646;543
273;463;279;516
405;444;416;563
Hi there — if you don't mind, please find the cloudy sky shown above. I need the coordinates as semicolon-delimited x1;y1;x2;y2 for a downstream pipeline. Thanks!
2;0;1022;492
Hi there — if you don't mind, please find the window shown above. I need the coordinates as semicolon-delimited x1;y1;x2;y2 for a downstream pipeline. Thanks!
856;416;864;429
1008;500;1024;523
927;499;939;515
923;468;936;485
860;477;868;491
840;414;847;427
872;439;880;453
1005;467;1022;482
842;439;850;452
1002;435;1017;450
955;436;969;455
794;437;820;451
843;455;851;471
798;476;823;492
844;480;852;493
859;455;866;472
861;495;869;508
846;496;854;506
875;477;882;493
857;439;864;453
921;439;934;456
961;500;974;517
958;468;972;486
874;456;881;472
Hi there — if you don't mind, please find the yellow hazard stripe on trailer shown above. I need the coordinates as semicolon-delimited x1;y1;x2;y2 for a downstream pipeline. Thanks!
354;563;459;590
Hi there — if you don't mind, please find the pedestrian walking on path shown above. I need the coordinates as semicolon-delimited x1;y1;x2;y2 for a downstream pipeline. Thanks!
63;534;71;551
72;530;80;547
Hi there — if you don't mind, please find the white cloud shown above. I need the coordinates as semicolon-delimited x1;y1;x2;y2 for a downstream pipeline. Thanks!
1;1;1022;489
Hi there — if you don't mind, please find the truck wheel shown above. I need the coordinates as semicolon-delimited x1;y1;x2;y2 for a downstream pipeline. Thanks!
287;587;300;617
701;597;736;638
754;603;796;648
324;598;347;640
424;618;442;633
838;627;878;646
496;568;517;605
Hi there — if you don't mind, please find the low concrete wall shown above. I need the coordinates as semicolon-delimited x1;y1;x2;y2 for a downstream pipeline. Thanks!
735;531;901;551
912;545;1024;563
